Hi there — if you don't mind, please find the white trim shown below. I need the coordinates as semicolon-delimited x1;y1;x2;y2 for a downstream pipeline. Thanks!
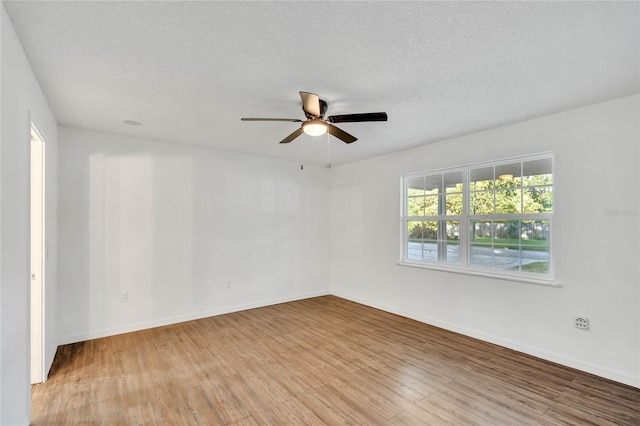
57;287;638;389
397;260;560;287
403;151;554;178
58;290;330;345
332;290;639;389
30;122;47;384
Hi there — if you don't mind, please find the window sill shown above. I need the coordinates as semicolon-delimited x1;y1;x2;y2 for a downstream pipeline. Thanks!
397;260;560;288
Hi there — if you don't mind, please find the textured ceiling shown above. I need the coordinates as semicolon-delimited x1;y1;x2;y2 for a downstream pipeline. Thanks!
4;1;639;165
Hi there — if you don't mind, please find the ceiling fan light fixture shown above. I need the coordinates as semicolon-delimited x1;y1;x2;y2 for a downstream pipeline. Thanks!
302;119;328;136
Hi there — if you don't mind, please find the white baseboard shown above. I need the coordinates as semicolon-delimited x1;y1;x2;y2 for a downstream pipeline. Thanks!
331;289;640;389
58;290;330;346
57;288;638;389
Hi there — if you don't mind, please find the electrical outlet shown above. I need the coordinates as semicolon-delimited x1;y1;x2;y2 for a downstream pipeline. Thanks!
575;316;589;330
225;280;231;289
120;291;128;303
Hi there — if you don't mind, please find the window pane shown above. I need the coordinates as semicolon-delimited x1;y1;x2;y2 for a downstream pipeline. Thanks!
424;174;442;194
423;221;438;241
407;195;424;216
407;221;423;260
471;220;492;242
523;158;553;186
521;249;550;274
495;163;521;188
470;244;522;271
424;194;439;216
523;186;553;213
407;221;438;240
520;219;550;274
492;246;522;270
470;167;494;191
446;193;462;215
445;221;460;241
470;243;492;268
444;171;463;193
407;176;424;196
443;221;460;264
420;243;437;261
495;189;521;214
493;220;520;242
407;243;424;260
408;220;423;240
418;221;438;261
470;191;494;215
521;220;550;246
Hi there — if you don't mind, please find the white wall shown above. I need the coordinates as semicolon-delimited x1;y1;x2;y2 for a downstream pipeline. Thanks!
57;126;330;343
58;97;639;388
330;94;640;387
0;4;58;425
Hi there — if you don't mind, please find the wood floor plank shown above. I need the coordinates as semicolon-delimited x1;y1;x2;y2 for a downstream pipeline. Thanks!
297;389;355;425
222;373;285;425
427;379;540;426
543;400;622;426
262;360;322;395
271;398;327;426
32;296;640;425
456;364;554;415
346;365;430;403
388;409;427;426
199;377;252;424
571;373;640;408
391;400;458;425
557;387;640;425
468;359;567;400
445;375;555;425
415;393;495;425
332;375;404;420
300;384;392;425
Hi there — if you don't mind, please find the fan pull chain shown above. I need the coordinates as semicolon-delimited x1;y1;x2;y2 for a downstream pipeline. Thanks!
326;131;331;168
300;134;304;170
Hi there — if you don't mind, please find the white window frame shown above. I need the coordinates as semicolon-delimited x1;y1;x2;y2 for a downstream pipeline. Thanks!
399;153;557;287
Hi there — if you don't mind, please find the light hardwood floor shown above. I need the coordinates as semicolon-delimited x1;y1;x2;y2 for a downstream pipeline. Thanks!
32;296;639;425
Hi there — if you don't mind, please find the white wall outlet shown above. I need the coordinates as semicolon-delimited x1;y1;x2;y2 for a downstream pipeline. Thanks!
120;291;128;303
575;316;589;330
225;280;231;288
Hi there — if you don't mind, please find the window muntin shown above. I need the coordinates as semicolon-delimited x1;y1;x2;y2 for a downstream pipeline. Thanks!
402;154;553;281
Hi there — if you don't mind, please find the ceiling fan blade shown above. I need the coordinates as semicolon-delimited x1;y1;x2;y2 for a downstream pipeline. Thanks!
299;91;321;117
327;123;358;144
327;112;388;123
241;118;302;122
279;127;304;144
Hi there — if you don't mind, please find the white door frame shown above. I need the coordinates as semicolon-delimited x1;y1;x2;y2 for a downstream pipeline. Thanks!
30;124;46;384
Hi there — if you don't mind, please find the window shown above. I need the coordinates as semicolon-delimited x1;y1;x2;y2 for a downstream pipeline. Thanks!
401;154;554;284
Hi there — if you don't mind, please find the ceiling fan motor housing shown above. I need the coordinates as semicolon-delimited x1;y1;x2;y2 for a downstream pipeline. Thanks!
304;99;328;119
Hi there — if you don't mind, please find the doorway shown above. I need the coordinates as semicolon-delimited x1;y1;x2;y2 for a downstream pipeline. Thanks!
30;125;45;384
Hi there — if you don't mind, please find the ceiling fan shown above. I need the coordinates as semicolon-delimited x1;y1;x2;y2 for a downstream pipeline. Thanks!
241;91;387;144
